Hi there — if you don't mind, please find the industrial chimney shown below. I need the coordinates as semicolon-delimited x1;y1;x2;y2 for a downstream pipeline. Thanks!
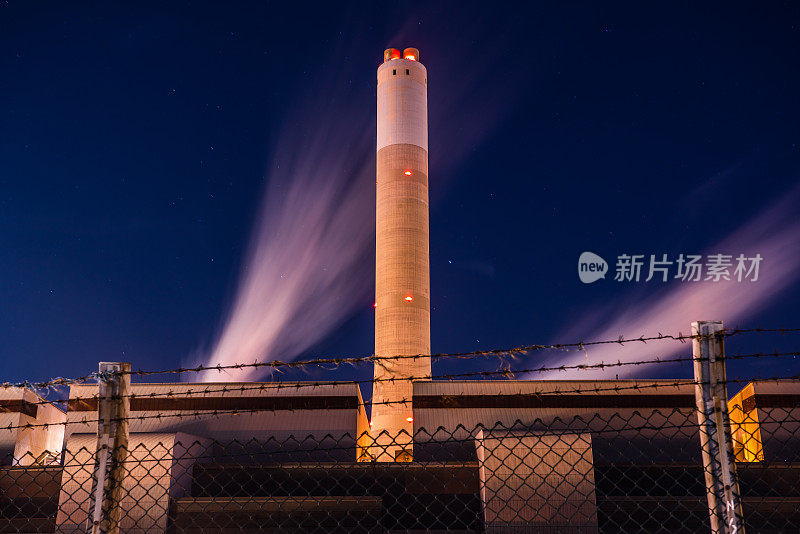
371;47;431;462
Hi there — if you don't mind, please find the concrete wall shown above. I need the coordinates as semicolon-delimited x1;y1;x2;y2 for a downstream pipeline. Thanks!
56;432;210;533
476;429;598;533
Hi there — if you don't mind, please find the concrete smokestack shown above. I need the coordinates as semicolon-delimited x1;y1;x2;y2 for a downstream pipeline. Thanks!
371;47;431;461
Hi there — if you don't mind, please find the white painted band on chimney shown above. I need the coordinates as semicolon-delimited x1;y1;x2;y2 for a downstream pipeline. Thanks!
376;59;428;152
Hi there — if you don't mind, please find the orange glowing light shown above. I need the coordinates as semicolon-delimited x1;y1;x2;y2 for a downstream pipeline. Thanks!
384;48;401;62
369;420;373;427
404;296;413;302
404;170;412;176
373;301;378;308
406;416;414;423
403;48;419;62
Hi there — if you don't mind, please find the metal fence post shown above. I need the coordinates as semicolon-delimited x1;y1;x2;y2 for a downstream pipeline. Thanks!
692;321;745;534
87;362;130;534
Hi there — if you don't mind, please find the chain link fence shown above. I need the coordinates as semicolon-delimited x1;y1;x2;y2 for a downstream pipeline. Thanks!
0;401;798;533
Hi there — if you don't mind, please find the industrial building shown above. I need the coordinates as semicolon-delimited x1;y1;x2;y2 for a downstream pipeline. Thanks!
1;47;799;533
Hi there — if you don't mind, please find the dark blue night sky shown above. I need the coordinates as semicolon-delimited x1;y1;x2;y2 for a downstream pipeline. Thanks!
2;2;799;391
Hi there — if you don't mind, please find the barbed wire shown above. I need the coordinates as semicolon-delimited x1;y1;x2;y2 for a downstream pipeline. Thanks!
116;331;710;378
97;377;702;404
0;372;112;393
6;350;800;412
89;326;800;381
6;350;796;410
63;350;800;403
3;326;798;392
2;353;699;409
74;326;800;380
4;370;800;433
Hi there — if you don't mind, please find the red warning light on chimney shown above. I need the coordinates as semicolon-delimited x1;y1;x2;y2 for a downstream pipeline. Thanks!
404;296;413;302
404;170;412;176
403;48;419;61
383;48;401;62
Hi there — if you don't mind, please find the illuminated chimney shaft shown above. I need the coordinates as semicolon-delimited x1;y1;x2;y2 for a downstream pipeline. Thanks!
371;47;431;461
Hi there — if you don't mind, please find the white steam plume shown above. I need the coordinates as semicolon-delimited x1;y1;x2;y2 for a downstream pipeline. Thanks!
194;63;375;381
528;186;800;380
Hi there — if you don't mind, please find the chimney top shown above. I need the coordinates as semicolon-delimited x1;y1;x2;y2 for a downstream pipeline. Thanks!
383;47;420;63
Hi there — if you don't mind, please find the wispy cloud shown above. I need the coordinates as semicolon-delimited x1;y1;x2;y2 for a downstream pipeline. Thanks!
192;50;374;381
